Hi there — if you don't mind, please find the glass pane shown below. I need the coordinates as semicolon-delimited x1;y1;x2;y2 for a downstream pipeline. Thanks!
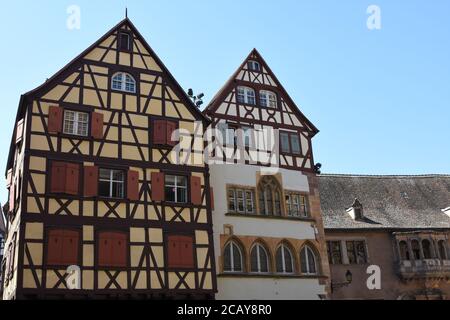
276;248;283;273
237;190;245;212
347;241;356;264
356;241;367;264
250;247;258;272
280;132;290;153
245;191;254;213
99;169;111;180
284;247;293;273
290;134;301;155
307;248;316;274
332;241;342;264
177;187;187;203
265;187;273;215
300;248;307;273
228;189;236;211
112;182;124;198
165;175;176;186
259;247;268;272
223;244;231;272
112;170;124;181
98;180;110;197
177;176;187;187
165;186;176;202
232;243;242;272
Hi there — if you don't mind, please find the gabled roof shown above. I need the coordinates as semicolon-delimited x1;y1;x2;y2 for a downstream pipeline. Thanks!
319;174;450;230
203;48;319;135
6;18;208;175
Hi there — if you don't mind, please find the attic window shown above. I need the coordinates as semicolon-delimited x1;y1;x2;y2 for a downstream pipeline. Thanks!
119;32;131;51
247;60;261;72
347;198;364;221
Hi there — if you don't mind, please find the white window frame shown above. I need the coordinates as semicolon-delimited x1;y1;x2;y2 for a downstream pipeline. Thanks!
277;244;294;274
248;60;261;71
228;187;254;214
165;175;187;203
99;169;125;198
259;90;277;108
111;72;136;93
224;241;243;273
301;246;317;275
251;243;270;274
63;110;89;137
237;86;256;105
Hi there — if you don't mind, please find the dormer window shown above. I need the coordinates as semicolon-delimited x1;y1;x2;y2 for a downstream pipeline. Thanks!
112;72;136;93
259;90;277;108
443;207;450;217
237;86;256;105
347;198;364;221
119;32;132;51
247;60;261;72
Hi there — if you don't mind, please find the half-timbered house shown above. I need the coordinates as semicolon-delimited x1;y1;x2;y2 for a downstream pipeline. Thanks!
203;49;330;299
2;18;216;300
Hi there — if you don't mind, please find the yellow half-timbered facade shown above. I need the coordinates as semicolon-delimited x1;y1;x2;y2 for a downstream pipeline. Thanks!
2;18;215;300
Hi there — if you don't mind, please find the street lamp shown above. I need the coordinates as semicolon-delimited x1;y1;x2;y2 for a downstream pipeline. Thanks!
331;270;353;292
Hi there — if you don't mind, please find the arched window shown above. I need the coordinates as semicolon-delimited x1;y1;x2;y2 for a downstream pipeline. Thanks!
276;244;294;274
259;90;277;108
237;86;256;105
411;240;421;260
111;72;136;93
422;239;432;259
250;243;270;273
258;176;282;216
399;241;410;260
223;241;243;273
438;240;448;260
300;245;318;275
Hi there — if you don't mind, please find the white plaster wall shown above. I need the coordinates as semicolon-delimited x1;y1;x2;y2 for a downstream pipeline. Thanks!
216;277;325;300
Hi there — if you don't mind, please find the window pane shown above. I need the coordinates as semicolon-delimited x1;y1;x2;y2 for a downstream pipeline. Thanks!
112;181;124;198
307;248;317;274
98;180;110;197
280;132;290;153
165;186;176;202
250;247;258;272
245;190;254;213
232;243;242;272
259;247;268;272
223;244;231;272
347;241;356;264
284;247;293;273
290;134;301;155
332;241;342;264
177;187;187;203
228;189;236;212
112;170;124;181
237;190;245;212
177;176;187;187
300;248;307;273
276;248;283;273
99;169;110;180
165;175;176;185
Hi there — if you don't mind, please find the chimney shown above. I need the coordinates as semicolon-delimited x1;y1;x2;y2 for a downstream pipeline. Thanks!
346;198;364;221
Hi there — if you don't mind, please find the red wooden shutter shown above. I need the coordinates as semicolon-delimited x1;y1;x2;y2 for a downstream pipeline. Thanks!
48;106;63;133
210;187;215;211
47;230;64;265
166;121;178;146
84;166;98;197
8;182;15;213
98;232;112;267
180;236;194;268
65;163;80;195
153;120;166;145
15;119;24;144
91;112;104;139
112;233;127;267
190;176;202;205
127;170;139;201
167;235;180;268
151;172;165;202
61;230;79;265
50;161;67;193
6;168;12;188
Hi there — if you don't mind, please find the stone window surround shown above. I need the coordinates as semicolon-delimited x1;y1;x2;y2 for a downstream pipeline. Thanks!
326;237;370;265
394;232;449;261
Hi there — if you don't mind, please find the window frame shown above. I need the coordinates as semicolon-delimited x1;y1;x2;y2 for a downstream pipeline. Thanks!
223;241;244;273
247;60;261;72
98;168;126;199
276;244;295;274
301;245;318;275
237;86;256;105
164;174;188;204
346;240;368;265
279;131;302;156
118;31;133;52
258;176;282;216
63;109;89;137
111;72;136;93
327;240;343;265
250;243;270;274
285;192;309;218
259;90;278;108
227;186;255;215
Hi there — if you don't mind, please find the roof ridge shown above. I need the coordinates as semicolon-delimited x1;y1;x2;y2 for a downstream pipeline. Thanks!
318;173;450;178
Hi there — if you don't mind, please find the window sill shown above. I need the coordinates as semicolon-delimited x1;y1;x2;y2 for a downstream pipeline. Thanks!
225;212;315;222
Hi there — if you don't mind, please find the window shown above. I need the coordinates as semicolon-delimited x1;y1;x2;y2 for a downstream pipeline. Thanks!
327;241;342;265
411;240;421;260
167;235;194;268
438;240;448;260
422;239;432;259
247;60;261;71
242;126;253;147
301;245;317;275
119;32;131;51
63;110;88;136
111;72;136;93
285;193;309;217
259;90;277;108
217;123;235;146
237;86;256;105
276;244;294;274
47;229;79;266
228;187;255;214
250;243;269;273
399;241;410;260
99;169;125;198
279;131;301;155
98;231;127;267
346;241;367;264
223;241;243;273
165;175;187;203
258;176;282;216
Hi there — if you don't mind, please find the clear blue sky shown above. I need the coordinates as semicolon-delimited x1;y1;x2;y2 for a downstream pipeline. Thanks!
1;0;449;202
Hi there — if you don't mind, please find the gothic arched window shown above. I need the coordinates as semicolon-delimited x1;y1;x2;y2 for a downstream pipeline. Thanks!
258;176;282;216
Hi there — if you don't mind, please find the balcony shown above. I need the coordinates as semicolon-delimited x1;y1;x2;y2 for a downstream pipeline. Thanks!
397;259;450;280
